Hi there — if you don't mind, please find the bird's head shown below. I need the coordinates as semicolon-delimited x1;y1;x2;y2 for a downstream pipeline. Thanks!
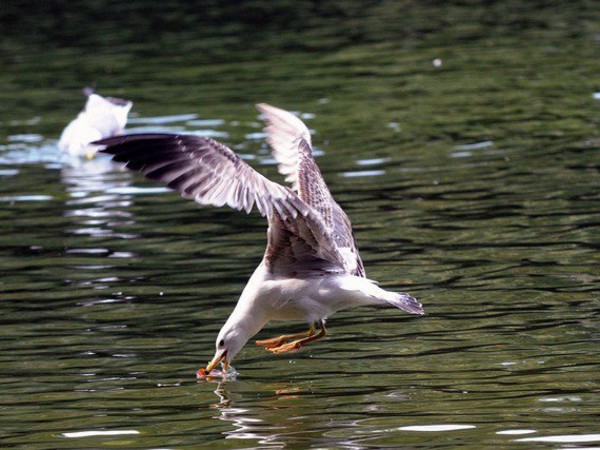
204;323;249;373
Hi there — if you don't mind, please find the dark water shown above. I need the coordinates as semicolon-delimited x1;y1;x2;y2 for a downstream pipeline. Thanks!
1;2;600;448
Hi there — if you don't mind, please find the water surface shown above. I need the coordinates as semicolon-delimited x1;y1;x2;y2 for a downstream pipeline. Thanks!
1;2;599;448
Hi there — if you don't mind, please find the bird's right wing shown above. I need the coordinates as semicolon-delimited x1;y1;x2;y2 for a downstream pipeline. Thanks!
256;103;311;192
258;104;365;277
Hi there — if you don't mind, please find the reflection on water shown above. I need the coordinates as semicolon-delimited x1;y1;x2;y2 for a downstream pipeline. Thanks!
1;2;600;448
212;384;286;446
61;157;137;239
127;113;231;138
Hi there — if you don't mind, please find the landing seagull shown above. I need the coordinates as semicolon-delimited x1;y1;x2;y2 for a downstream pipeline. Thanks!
60;87;133;159
95;104;424;377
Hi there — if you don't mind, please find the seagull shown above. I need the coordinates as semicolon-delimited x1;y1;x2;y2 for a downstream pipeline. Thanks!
95;103;424;376
59;88;133;158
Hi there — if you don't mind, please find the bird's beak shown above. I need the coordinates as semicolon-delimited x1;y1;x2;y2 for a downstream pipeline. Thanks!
205;350;228;373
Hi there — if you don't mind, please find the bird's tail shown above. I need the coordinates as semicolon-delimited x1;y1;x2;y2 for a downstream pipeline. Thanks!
384;291;425;315
336;275;425;315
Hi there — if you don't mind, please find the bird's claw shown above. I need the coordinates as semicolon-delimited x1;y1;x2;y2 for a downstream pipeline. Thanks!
268;341;302;353
256;337;286;349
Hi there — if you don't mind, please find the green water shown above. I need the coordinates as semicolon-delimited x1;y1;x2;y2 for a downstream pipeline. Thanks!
1;2;599;448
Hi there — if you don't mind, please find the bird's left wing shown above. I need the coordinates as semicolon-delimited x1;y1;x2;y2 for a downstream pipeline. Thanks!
95;133;349;272
96;133;304;218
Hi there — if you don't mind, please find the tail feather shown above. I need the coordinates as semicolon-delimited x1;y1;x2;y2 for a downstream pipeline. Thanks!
386;292;425;315
335;275;425;316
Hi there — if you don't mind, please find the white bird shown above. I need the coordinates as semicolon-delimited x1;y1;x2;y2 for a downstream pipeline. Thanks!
95;104;424;377
59;88;133;158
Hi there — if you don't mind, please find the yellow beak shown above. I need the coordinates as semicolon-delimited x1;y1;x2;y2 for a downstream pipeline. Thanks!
205;350;228;373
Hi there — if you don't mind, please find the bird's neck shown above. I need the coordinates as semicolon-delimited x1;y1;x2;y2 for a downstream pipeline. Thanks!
225;288;268;341
221;262;270;341
221;303;268;346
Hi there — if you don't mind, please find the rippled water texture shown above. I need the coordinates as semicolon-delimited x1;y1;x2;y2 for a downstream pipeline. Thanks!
1;2;599;448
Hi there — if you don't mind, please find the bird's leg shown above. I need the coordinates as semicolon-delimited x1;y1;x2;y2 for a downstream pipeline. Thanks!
269;320;327;354
256;323;316;349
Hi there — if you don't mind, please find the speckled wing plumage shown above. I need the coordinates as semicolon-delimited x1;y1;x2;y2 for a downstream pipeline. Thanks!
257;104;365;277
256;103;311;191
95;133;350;276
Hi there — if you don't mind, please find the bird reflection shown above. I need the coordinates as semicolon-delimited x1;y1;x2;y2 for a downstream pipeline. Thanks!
204;379;374;449
61;157;138;240
60;156;141;299
208;382;289;447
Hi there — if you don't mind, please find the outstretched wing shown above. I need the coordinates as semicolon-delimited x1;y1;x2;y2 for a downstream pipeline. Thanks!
256;103;311;192
95;133;351;275
257;104;365;277
296;139;365;277
96;133;300;218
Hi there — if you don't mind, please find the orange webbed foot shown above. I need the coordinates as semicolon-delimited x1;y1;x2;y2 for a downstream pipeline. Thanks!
268;341;303;353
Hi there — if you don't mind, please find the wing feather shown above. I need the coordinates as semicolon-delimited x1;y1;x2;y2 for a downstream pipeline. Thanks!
256;103;311;191
257;105;365;277
95;133;351;276
97;134;286;215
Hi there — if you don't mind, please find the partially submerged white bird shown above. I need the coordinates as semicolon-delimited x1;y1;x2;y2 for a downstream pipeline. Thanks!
95;104;424;376
59;88;133;158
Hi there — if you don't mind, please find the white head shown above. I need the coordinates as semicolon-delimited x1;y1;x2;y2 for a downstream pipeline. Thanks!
203;274;269;373
204;320;253;373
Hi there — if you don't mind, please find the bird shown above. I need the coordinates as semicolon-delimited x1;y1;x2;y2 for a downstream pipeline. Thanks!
94;103;424;377
59;88;133;158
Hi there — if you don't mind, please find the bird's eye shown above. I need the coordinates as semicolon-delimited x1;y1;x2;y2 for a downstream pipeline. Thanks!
219;339;225;347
